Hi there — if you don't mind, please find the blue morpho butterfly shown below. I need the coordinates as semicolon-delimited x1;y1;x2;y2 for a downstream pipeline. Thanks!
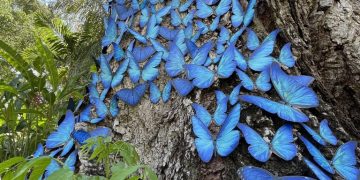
81;86;108;123
238;166;314;180
242;0;256;27
231;0;244;28
170;0;180;9
165;42;185;77
101;17;117;47
238;123;297;162
182;9;196;26
114;3;136;21
33;143;44;158
303;158;331;180
46;110;75;156
126;15;160;44
300;119;337;146
170;9;182;27
240;63;319;122
192;103;241;163
149;38;169;60
172;29;188;55
44;150;78;178
179;0;194;12
72;127;111;145
113;43;125;62
149;81;172;104
236;68;272;92
202;0;219;5
141;52;163;82
109;95;119;117
152;5;172;24
186;40;214;66
171;78;194;97
99;54;130;90
132;45;155;63
247;29;296;71
299;136;360;180
184;43;236;89
116;83;147;106
195;0;231;18
139;7;150;28
159;26;179;40
229;84;242;105
192;90;228;126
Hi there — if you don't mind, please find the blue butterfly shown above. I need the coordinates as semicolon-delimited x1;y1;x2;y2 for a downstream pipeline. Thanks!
179;0;194;12
299;136;359;180
139;7;150;28
231;0;244;28
46;110;75;152
229;27;247;43
171;0;180;9
116;83;147;106
192;103;241;162
217;26;230;44
171;78;194;96
238;123;297;162
44;150;78;178
33;143;44;158
238;166;314;180
190;41;214;65
300;119;337;146
165;42;185;77
182;9;196;26
132;45;155;63
240;63;319;122
78;99;107;124
192;91;228;126
195;0;231;18
149;82;172;104
127;51;141;83
72;127;111;145
303;158;331;180
154;5;172;24
234;48;248;71
141;52;163;82
146;14;160;39
99;54;129;90
173;29;188;55
101;17;117;47
170;9;182;27
112;43;125;61
159;26;179;40
110;95;119;117
236;69;272;92
243;0;256;27
126;27;148;44
114;3;136;21
149;38;169;60
229;84;241;105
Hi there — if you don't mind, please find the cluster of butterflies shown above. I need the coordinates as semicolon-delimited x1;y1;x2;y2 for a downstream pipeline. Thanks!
29;0;359;179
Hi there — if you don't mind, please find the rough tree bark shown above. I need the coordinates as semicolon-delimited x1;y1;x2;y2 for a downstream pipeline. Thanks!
80;0;360;179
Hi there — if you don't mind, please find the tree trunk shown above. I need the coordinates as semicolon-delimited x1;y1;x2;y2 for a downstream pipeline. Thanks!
80;0;360;179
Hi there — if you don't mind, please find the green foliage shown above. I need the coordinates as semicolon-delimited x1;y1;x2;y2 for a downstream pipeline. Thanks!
0;156;51;180
80;137;158;180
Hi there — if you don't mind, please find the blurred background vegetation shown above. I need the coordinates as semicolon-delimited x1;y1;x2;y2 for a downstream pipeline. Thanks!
0;0;104;161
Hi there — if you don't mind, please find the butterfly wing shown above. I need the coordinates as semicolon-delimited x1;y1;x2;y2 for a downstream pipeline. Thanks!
217;43;236;78
192;41;213;65
218;26;230;44
93;98;107;119
192;103;212;126
231;0;244;27
236;69;255;91
271;124;297;161
149;82;161;104
230;27;246;43
184;64;215;89
142;52;163;82
89;127;111;137
127;52;141;83
215;0;231;16
155;5;171;23
170;10;182;27
229;84;241;105
111;57;129;88
33;143;44;158
248;40;275;71
192;116;214;163
46;110;75;148
101;17;117;47
303;158;331;180
195;0;213;18
300;123;326;146
298;135;335;174
270;63;319;108
113;43;125;61
149;38;169;59
139;7;150;28
243;0;256;27
110;95;119;117
238;166;275;180
246;28;260;50
165;43;185;77
99;55;112;89
209;16;220;31
255;69;272;92
159;26;179;40
127;28;147;44
238;123;271;162
64;150;77;171
214;90;228;125
319;119;337;145
171;78;194;96
132;46;155;63
117;83;147;106
182;10;195;26
291;75;315;86
72;130;91;145
332;141;359;180
162;81;172;103
234;48;248;71
60;139;74;156
279;43;295;68
179;0;194;12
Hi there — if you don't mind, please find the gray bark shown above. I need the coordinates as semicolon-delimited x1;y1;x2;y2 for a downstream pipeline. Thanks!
80;0;360;179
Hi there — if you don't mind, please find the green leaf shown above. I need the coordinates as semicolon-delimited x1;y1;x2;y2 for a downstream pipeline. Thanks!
47;167;74;180
110;164;140;180
35;37;59;91
144;166;158;180
12;156;51;180
111;141;139;166
0;157;25;174
0;84;18;95
75;175;106;180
